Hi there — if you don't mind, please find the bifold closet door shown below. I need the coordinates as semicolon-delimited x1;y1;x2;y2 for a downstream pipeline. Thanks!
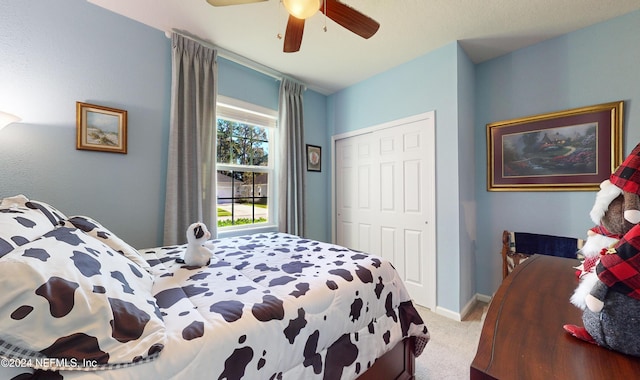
334;115;435;309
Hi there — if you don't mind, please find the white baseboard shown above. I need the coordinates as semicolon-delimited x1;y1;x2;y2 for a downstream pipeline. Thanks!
434;306;462;321
434;293;492;322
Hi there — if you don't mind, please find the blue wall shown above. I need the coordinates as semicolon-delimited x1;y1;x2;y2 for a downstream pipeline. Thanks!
218;58;279;110
326;9;640;313
217;57;329;243
0;0;329;248
302;90;330;241
327;43;475;313
2;0;639;314
474;10;640;296
456;43;477;309
0;0;171;249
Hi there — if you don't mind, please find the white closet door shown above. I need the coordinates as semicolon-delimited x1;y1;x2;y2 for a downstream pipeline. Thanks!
334;112;436;309
335;133;375;254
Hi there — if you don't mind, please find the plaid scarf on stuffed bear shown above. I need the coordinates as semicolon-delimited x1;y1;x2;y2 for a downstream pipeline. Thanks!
597;224;640;300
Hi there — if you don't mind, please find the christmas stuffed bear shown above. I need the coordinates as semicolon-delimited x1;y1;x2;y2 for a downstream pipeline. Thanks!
573;181;622;272
564;142;640;356
570;179;630;308
564;225;640;356
572;142;640;284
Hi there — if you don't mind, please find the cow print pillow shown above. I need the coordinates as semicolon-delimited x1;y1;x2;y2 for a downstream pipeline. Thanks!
0;226;166;371
63;215;152;273
0;195;67;257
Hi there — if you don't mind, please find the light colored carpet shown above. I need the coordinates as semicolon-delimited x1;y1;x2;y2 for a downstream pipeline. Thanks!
414;302;488;379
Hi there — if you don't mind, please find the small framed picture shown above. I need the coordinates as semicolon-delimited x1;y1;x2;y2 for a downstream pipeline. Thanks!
306;144;321;172
76;102;127;154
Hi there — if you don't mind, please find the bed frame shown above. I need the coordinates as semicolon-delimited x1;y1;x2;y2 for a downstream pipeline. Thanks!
358;338;415;379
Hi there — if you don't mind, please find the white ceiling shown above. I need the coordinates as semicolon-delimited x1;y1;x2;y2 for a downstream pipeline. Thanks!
87;0;640;95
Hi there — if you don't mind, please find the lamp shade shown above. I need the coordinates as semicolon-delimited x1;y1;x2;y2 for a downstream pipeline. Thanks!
0;111;21;131
283;0;320;19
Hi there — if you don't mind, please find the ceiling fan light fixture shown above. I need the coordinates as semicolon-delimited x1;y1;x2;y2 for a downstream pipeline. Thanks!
282;0;320;19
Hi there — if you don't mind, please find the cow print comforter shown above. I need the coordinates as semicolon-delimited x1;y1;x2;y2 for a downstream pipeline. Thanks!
137;233;429;380
1;199;429;380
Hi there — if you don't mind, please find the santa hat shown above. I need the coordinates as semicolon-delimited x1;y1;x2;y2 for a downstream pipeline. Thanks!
610;142;640;195
589;180;622;225
597;223;640;300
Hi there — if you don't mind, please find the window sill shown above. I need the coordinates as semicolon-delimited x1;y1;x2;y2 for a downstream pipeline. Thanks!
216;224;278;239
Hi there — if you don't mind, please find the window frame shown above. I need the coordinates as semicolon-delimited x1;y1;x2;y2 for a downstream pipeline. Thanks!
215;96;278;237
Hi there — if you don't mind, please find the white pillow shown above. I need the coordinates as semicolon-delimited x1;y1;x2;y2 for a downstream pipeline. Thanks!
0;195;67;257
0;226;165;371
64;215;152;273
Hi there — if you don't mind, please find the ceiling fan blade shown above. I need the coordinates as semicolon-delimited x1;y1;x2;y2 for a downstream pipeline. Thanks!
321;0;379;39
283;15;305;53
206;0;266;6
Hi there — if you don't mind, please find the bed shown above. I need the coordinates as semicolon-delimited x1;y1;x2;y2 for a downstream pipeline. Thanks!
0;195;429;379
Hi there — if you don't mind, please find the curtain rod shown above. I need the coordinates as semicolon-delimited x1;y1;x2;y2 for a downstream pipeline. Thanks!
167;30;305;89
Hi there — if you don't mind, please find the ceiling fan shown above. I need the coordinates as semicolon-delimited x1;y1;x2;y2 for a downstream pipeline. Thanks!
206;0;380;53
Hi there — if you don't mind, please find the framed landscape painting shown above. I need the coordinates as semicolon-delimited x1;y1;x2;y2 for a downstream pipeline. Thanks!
487;101;623;191
76;102;127;154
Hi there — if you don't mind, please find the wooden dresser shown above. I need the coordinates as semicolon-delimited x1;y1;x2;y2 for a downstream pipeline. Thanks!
471;254;640;380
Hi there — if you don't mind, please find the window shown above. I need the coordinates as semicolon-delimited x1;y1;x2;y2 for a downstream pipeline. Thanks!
216;96;277;232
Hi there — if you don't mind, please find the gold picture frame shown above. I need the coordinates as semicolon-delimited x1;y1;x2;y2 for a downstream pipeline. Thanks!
76;102;127;154
487;101;623;191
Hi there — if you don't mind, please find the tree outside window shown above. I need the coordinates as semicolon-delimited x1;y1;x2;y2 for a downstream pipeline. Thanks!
216;118;271;228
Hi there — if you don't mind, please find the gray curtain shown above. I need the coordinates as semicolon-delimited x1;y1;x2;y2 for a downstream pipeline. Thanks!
278;78;305;236
163;33;217;245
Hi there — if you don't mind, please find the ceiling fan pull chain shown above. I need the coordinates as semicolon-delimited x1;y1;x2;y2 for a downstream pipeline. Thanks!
277;0;284;39
323;0;327;32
